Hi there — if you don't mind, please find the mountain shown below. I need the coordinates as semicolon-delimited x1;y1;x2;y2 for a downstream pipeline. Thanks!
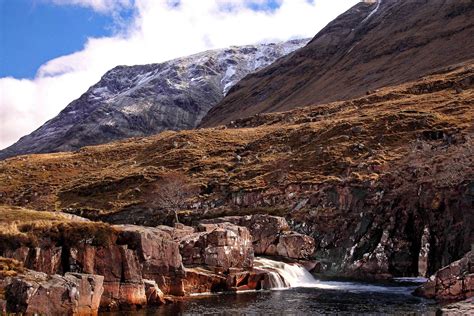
200;0;474;127
0;39;308;160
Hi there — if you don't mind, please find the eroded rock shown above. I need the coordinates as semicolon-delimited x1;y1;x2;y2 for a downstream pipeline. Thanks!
201;215;315;259
180;222;254;271
5;271;103;315
414;251;473;301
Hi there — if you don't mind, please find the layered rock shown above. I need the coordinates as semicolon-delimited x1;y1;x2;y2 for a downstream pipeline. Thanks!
5;271;103;315
414;251;473;301
180;222;254;270
201;215;316;260
0;225;184;310
1;220;306;310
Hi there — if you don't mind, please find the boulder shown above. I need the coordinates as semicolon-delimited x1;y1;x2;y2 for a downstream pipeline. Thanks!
4;246;63;275
414;251;473;301
180;222;254;270
226;268;270;292
116;225;185;297
156;224;195;241
276;232;316;259
116;225;184;276
65;273;104;314
201;215;315;259
5;271;103;315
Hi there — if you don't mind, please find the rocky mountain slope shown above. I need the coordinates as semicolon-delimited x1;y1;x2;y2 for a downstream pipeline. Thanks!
0;39;308;160
1;63;472;280
200;0;474;127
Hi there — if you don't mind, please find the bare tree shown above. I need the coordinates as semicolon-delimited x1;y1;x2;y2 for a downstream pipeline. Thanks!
150;172;198;224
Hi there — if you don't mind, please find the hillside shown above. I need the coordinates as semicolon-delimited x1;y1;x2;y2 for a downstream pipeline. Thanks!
200;0;474;127
1;63;472;279
0;39;307;160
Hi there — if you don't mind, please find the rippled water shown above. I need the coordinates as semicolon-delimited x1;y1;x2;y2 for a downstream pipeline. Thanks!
104;258;441;315
107;280;441;315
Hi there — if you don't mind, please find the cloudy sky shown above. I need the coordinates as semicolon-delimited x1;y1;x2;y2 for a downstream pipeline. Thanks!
0;0;359;150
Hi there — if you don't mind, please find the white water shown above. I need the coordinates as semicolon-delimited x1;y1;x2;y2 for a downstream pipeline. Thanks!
254;257;416;296
254;257;319;288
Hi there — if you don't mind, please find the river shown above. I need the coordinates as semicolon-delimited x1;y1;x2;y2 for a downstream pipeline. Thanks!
104;257;441;315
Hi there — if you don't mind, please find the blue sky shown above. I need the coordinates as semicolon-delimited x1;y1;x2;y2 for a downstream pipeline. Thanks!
0;0;358;150
0;0;134;78
0;0;283;79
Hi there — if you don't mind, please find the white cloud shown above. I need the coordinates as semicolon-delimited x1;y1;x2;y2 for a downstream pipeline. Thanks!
45;0;133;13
0;0;359;150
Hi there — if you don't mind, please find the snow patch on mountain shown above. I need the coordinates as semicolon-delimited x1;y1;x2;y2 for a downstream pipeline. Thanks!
0;38;309;159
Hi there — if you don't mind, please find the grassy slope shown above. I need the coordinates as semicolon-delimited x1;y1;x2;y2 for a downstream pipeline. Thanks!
0;63;472;218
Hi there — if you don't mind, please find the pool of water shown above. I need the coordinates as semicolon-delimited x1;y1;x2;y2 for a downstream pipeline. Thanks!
107;280;441;315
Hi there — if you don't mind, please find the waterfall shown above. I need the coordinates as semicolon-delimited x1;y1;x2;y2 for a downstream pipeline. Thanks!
254;257;317;289
253;257;418;295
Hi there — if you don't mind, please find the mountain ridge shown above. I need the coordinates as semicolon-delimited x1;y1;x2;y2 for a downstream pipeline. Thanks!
200;0;474;127
0;39;308;160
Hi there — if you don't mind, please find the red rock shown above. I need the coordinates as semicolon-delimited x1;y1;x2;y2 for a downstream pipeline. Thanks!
201;215;315;259
182;268;227;294
5;271;103;315
144;279;166;305
117;225;183;275
3;247;29;267
415;251;473;301
118;283;147;308
180;222;254;270
65;273;104;315
119;246;142;283
30;247;63;275
246;268;268;290
276;232;315;259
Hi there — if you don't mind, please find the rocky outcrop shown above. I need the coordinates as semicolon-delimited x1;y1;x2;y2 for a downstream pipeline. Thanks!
1;225;184;310
180;222;254;271
414;251;473;301
5;271;103;315
0;219;317;311
0;39;308;160
201;215;315;260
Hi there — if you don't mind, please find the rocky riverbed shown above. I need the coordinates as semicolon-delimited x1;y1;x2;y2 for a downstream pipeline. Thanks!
1;208;472;314
0;212;318;313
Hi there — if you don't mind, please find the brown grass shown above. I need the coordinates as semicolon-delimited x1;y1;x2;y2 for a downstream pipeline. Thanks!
0;257;24;278
0;64;472;218
0;206;117;252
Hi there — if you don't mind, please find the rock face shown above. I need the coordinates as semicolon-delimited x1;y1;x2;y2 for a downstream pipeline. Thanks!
414;251;473;301
201;215;316;259
0;39;308;160
180;222;254;270
200;0;474;127
5;271;103;315
1;220;311;310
